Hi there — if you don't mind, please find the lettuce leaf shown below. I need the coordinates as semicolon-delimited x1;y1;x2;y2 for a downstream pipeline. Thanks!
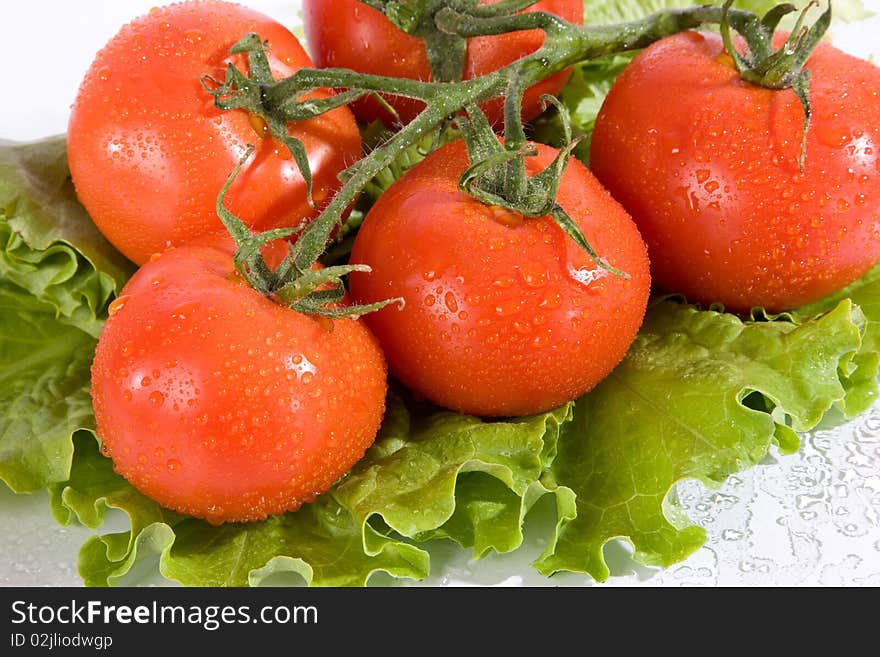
0;137;134;336
55;393;572;586
54;272;878;586
534;296;868;581
0;284;98;492
0;137;133;493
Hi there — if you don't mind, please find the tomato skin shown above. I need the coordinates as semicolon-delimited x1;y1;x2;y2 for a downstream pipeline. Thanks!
590;31;880;313
301;0;583;126
90;246;387;524
349;140;650;417
68;0;361;266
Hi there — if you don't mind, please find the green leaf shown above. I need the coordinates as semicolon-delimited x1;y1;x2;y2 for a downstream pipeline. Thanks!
0;136;132;493
531;52;634;162
534;297;866;581
61;389;571;586
0;283;97;492
0;137;134;320
792;264;880;416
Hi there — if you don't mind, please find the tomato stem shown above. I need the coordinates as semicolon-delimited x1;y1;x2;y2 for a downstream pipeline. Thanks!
206;1;809;312
719;0;831;170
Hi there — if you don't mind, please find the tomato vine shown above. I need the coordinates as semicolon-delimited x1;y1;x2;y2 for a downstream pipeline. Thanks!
201;0;831;315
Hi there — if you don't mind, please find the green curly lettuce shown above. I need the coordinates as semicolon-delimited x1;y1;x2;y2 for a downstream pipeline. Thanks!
534;296;871;580
49;274;878;586
0;137;133;493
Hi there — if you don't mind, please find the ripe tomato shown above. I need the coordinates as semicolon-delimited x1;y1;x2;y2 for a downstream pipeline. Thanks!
302;0;583;126
590;31;880;313
68;0;361;266
90;245;387;524
349;140;650;417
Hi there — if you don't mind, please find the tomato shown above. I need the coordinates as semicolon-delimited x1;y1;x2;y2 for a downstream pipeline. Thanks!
590;31;880;313
302;0;583;126
90;245;387;524
68;0;361;266
348;139;650;417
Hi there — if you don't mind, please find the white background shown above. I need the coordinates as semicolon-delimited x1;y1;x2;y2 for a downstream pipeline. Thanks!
1;1;880;587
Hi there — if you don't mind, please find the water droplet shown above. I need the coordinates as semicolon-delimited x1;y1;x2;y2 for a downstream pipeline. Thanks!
495;299;521;317
492;275;515;289
108;295;130;316
166;459;181;474
568;266;608;289
148;390;165;407
518;262;548;289
490;205;523;227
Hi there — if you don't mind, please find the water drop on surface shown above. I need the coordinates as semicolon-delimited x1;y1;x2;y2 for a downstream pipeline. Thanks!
108;295;130;316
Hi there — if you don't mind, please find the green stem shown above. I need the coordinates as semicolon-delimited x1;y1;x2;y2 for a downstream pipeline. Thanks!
271;4;749;253
208;2;804;314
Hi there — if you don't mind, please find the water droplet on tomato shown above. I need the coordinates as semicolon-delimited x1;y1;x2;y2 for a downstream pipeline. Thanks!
108;295;130;316
488;237;507;251
148;390;165;407
518;262;548;289
424;294;436;307
444;292;458;313
495;299;521;317
816;123;851;148
171;301;200;320
532;332;551;348
513;320;531;335
166;459;181;474
568;266;608;289
98;67;111;81
490;205;523;227
539;290;563;310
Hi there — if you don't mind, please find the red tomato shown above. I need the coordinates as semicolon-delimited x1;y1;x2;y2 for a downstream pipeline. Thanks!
302;0;583;126
90;245;387;524
590;31;880;313
68;0;361;266
349;140;650;417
